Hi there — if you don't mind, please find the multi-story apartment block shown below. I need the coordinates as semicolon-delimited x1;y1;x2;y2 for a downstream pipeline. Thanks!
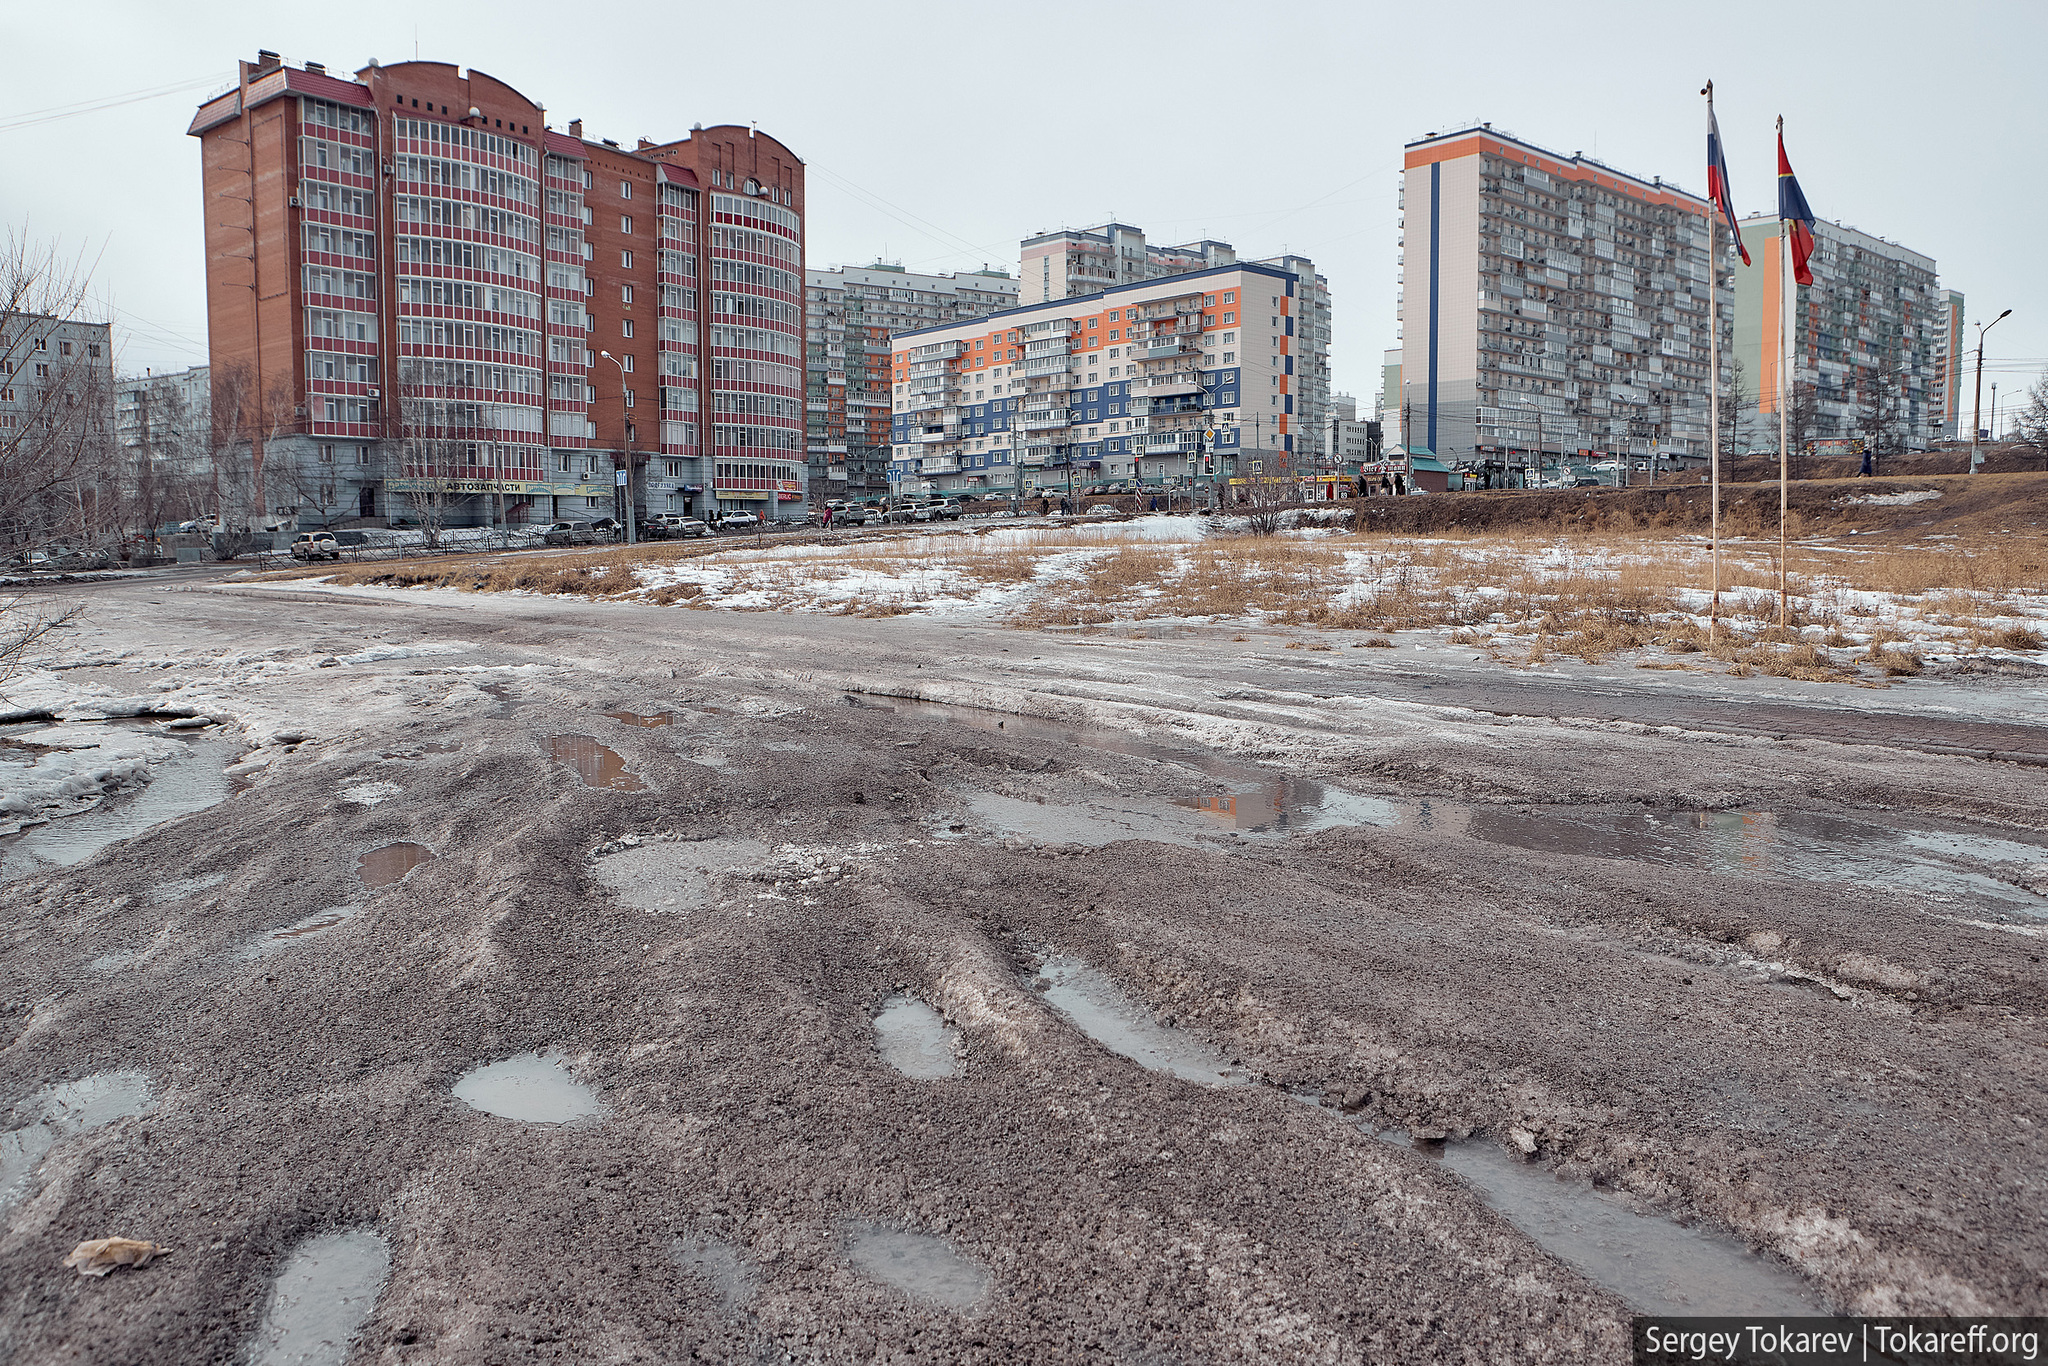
188;51;806;529
1730;217;1943;450
887;263;1307;499
1022;224;1333;466
1;312;117;545
1020;223;1236;304
117;365;212;478
1399;126;1720;473
805;263;1015;502
1933;290;1965;441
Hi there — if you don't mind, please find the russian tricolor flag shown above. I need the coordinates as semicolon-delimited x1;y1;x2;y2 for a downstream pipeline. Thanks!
1777;130;1817;287
1705;103;1750;266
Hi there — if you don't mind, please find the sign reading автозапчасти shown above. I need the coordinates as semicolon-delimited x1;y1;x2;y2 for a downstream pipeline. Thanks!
1635;1318;2044;1365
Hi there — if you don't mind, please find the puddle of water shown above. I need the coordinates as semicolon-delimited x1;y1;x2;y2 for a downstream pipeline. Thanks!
451;1053;602;1123
1381;1131;1824;1315
874;996;960;1078
844;1220;990;1310
605;710;678;728
357;842;433;889
1469;808;2048;916
1178;780;1404;833
1038;956;1248;1087
243;907;362;957
480;682;527;714
151;872;227;902
1;1070;153;1211
247;1229;392;1366
673;1234;756;1312
545;735;646;792
966;792;1210;849
1;736;236;878
589;837;769;914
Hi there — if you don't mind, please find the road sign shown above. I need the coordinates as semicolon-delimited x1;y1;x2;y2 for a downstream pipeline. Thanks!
614;469;628;486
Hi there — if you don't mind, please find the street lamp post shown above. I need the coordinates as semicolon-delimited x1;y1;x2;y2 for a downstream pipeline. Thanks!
597;350;638;545
1971;308;2012;473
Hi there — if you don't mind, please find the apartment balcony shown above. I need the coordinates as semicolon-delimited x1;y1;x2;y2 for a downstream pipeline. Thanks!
1020;412;1071;432
908;340;963;361
1139;339;1199;361
1021;356;1073;378
919;456;959;475
914;428;959;444
1143;433;1197;453
1139;375;1202;397
1022;339;1072;358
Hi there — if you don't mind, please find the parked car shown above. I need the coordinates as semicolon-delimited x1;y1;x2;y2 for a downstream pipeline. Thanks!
714;510;760;532
663;516;713;538
588;517;624;539
927;499;963;521
541;521;597;546
834;505;871;527
883;503;921;524
289;531;341;561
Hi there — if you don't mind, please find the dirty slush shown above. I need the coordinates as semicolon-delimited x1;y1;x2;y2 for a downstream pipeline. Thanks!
1;576;2044;1364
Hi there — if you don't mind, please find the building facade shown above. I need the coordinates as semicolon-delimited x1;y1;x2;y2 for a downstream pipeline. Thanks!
1021;224;1332;467
1;312;117;547
116;366;212;474
1730;217;1943;451
188;51;806;529
1399;127;1720;474
1936;289;1965;440
887;263;1306;499
805;264;1015;503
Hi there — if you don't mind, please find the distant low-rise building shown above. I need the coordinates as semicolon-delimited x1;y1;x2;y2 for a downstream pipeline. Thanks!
116;365;211;474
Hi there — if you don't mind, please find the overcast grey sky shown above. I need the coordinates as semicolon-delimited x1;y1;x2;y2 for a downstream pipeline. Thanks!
6;0;2044;421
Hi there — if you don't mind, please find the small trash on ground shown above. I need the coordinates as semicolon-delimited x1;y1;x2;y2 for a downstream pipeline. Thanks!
64;1237;172;1276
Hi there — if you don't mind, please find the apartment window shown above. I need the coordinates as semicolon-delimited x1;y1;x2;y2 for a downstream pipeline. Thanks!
1222;292;1234;303
621;354;635;372
34;364;49;378
34;338;47;351
620;250;633;268
559;454;574;472
620;180;631;199
621;215;633;234
584;170;593;190
1108;310;1119;320
59;341;72;356
356;446;369;465
87;344;101;358
318;443;335;463
1223;332;1235;344
625;389;635;408
621;284;633;304
622;319;634;338
1222;352;1236;364
324;399;339;421
1222;312;1236;324
1203;296;1215;307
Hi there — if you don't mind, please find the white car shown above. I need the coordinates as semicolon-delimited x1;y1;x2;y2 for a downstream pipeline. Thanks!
715;511;760;532
289;532;341;561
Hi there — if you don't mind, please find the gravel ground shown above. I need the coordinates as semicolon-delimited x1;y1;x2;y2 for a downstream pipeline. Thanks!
0;577;2043;1363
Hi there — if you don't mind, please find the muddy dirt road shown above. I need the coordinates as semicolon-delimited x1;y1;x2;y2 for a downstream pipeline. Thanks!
1;577;2044;1363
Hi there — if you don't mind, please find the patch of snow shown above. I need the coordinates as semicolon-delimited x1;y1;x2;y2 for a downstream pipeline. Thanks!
340;780;401;807
1838;489;1941;507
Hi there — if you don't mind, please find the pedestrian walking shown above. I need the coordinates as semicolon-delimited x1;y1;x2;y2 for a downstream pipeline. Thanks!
1858;451;1873;477
1394;474;1407;496
821;505;833;529
1380;473;1392;497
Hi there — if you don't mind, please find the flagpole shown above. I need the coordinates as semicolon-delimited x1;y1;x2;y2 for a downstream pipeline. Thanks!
1704;83;1722;641
1776;115;1791;629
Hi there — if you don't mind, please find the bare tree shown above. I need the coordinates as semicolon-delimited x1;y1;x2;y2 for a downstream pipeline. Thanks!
1716;353;1752;461
1;232;121;557
391;361;463;549
1859;353;1906;464
2013;371;2048;471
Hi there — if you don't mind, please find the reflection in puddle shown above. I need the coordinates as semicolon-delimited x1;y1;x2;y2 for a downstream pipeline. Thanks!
246;907;360;956
1038;956;1247;1088
545;735;646;791
1469;808;2048;916
1;1071;154;1212
1;737;237;878
247;1229;391;1366
966;792;1206;848
1370;1127;1824;1315
357;843;433;889
605;710;678;728
673;1234;756;1312
844;1220;990;1309
452;1053;602;1123
874;996;959;1078
1178;779;1403;833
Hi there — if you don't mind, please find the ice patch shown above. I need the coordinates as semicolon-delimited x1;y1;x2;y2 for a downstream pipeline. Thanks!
340;781;401;808
1838;489;1940;507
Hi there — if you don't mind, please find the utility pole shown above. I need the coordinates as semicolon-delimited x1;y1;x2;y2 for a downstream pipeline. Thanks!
1972;309;2011;472
598;350;638;545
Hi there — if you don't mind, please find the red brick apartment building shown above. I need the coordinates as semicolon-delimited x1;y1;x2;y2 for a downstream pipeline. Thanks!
188;51;807;528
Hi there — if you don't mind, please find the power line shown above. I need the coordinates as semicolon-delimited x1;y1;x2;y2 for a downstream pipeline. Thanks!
807;163;1013;265
0;73;232;134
